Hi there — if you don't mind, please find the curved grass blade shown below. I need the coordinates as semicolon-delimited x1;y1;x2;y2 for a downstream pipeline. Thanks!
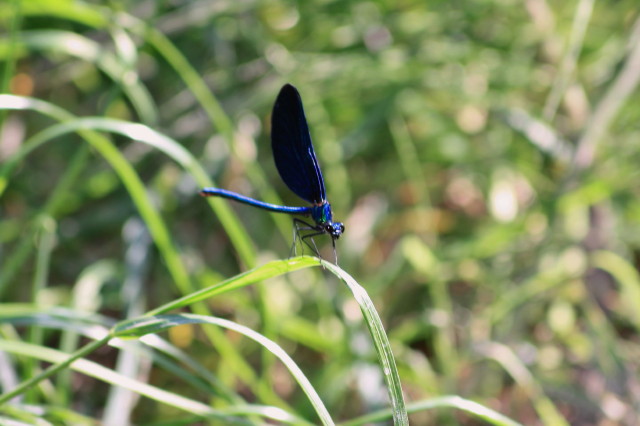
0;304;114;334
0;305;240;406
0;99;263;400
475;342;568;426
0;0;108;28
0;96;255;275
114;313;331;425
2;0;295;244
341;396;522;426
0;30;157;124
0;402;97;426
322;260;409;425
147;256;319;316
0;340;304;425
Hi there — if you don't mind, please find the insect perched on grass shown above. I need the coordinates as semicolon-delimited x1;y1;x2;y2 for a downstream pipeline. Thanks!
200;84;344;263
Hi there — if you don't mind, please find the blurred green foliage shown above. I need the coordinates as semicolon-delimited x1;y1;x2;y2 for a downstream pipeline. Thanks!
1;0;640;424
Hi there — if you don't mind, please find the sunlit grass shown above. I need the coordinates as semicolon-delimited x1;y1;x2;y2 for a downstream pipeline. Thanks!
1;0;640;424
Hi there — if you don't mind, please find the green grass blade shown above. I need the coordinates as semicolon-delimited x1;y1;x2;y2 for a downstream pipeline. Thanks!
0;30;157;124
27;116;256;266
323;261;409;425
341;396;522;426
0;0;108;28
475;342;568;426
0;340;212;421
146;256;319;316
0;338;307;424
0;0;20;118
0;98;198;295
114;313;331;426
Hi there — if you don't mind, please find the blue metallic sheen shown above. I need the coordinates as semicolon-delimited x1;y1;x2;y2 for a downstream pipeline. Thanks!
200;187;312;215
200;84;345;261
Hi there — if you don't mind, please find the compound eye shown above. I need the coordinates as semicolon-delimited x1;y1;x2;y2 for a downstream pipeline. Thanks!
325;224;334;233
339;224;345;233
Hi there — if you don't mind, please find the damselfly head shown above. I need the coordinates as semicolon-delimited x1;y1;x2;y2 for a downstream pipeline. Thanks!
325;222;345;239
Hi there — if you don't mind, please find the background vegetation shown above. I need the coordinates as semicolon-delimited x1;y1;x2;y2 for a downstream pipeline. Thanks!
1;0;640;424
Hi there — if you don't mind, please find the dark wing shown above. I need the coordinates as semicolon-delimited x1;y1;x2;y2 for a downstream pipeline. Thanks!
271;84;326;205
